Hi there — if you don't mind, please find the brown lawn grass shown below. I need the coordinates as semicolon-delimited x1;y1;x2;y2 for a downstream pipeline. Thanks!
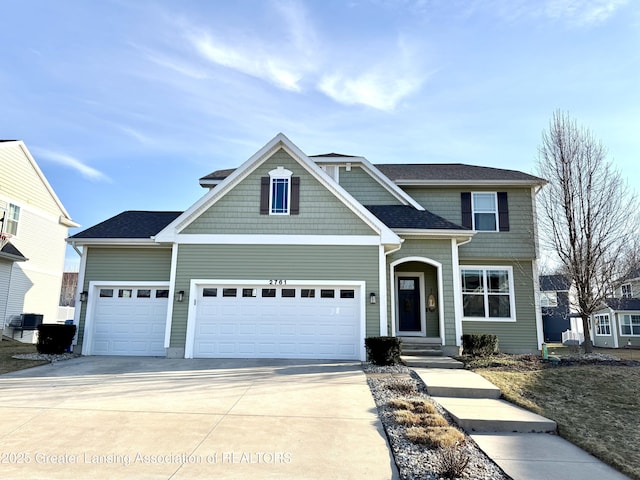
475;364;640;480
0;337;48;374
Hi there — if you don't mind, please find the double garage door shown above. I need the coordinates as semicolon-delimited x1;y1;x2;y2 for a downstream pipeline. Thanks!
90;286;168;356
192;284;362;360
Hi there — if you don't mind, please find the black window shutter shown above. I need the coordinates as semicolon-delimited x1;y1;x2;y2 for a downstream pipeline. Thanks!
461;192;472;229
497;192;509;231
290;177;300;215
260;177;269;215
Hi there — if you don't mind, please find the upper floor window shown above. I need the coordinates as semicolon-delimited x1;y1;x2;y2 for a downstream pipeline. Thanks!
3;204;20;236
461;192;509;232
260;167;300;216
621;283;632;299
472;193;498;231
540;291;558;308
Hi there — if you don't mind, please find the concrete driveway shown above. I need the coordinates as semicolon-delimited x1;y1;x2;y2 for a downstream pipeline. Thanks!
0;357;397;479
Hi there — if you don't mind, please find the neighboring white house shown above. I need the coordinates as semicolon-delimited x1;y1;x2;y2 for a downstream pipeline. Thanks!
0;140;78;341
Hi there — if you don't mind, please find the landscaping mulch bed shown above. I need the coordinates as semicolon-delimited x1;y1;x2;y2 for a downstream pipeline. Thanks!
365;364;509;480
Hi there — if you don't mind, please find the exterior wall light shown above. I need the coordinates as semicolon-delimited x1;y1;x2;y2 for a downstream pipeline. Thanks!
370;292;377;304
79;291;88;302
177;291;185;303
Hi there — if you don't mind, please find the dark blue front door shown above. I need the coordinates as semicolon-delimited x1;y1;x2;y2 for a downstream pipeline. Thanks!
398;276;421;332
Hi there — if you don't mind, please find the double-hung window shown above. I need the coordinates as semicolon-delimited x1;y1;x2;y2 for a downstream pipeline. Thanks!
621;284;632;299
621;315;640;336
461;192;509;231
4;204;20;236
595;314;611;335
472;193;498;231
461;267;515;320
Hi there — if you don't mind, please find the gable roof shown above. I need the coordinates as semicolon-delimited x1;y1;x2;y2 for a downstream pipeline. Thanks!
0;141;78;227
375;163;546;186
69;211;182;241
157;133;401;245
0;242;27;262
540;274;571;291
365;205;468;231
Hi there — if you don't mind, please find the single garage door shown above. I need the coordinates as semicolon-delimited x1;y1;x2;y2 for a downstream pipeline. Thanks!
91;286;168;356
193;284;361;359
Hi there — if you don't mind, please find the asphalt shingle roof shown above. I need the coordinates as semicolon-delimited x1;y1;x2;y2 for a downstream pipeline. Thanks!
374;163;545;183
70;211;182;239
602;298;640;311
200;162;545;184
0;242;27;261
540;274;571;291
365;205;468;231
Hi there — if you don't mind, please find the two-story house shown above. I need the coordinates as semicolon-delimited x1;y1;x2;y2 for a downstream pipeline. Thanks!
67;134;546;359
592;270;640;348
0;140;78;341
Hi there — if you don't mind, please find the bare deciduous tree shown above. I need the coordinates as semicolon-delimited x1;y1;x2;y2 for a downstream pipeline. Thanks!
537;110;637;353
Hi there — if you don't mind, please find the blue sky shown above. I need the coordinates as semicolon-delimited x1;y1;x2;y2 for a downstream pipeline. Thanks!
1;0;638;269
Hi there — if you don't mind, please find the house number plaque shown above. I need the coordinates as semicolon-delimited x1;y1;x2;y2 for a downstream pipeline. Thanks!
268;279;287;285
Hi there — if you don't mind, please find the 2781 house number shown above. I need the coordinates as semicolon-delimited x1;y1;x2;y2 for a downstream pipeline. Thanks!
268;280;287;285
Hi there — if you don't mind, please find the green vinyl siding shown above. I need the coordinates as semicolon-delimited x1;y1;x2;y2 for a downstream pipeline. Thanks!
77;247;172;348
460;259;539;353
338;166;402;205
184;149;375;235
171;244;380;347
387;238;456;345
403;186;537;259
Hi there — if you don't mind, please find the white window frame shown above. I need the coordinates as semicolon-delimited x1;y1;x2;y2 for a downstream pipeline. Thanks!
460;266;516;322
594;313;611;336
4;203;20;236
620;314;640;336
621;283;632;299
268;167;292;215
540;291;558;308
471;192;498;232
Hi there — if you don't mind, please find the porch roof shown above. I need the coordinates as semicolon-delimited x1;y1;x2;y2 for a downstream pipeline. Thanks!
365;205;468;231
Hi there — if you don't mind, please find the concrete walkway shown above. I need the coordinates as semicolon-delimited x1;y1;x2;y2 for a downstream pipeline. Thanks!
413;364;630;480
0;357;398;480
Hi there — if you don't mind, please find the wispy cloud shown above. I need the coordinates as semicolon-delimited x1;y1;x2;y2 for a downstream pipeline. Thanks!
318;38;427;111
33;148;111;182
542;0;628;26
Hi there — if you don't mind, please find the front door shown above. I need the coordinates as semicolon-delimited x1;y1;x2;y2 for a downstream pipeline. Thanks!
397;276;422;334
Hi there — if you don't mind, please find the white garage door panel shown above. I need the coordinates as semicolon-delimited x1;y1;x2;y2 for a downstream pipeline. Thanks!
90;287;168;356
193;285;361;359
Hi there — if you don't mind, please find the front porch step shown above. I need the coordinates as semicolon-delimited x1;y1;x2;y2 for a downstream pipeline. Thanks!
432;397;557;433
397;336;441;344
402;356;463;369
401;346;444;356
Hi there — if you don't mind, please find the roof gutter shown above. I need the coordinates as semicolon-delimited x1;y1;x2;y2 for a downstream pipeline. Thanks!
393;229;476;241
65;238;161;247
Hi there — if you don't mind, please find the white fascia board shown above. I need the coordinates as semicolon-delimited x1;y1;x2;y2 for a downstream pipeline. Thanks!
172;234;382;246
155;133;401;246
65;238;161;246
2;141;76;223
357;161;426;211
395;179;546;187
395;229;475;241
